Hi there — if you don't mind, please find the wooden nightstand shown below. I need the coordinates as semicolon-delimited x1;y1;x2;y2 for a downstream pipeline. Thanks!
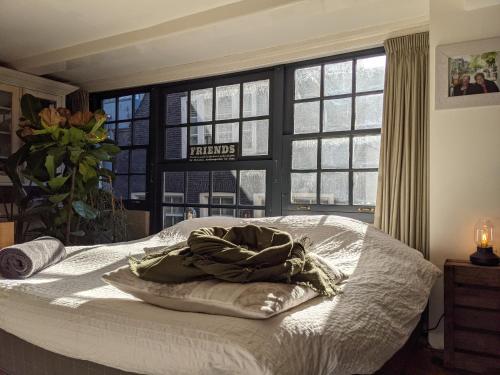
444;259;500;374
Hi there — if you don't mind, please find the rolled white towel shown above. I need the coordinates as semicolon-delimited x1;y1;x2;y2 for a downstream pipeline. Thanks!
0;236;66;279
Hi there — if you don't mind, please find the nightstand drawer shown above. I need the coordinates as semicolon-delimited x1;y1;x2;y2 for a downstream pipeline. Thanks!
454;352;500;374
455;266;500;287
455;307;500;332
455;330;500;357
454;286;500;310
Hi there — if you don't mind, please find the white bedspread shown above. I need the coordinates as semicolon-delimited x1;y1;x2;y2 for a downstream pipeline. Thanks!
0;216;440;375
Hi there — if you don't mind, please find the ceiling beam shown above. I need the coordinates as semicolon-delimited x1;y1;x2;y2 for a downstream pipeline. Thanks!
11;0;302;74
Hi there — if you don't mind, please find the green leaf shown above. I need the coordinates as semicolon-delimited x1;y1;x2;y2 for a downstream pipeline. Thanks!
83;155;98;167
70;148;84;164
99;143;121;156
69;127;86;145
45;155;55;179
30;141;56;152
23;174;50;192
79;161;97;182
72;200;98;220
47;174;70;191
20;94;42;128
89;148;111;161
97;168;115;180
49;193;69;204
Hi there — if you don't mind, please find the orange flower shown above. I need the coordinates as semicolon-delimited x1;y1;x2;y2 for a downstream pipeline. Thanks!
39;107;64;127
94;112;106;122
57;108;72;126
20;127;34;137
69;111;94;127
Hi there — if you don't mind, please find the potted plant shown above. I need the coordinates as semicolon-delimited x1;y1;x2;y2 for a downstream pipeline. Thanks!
5;94;122;245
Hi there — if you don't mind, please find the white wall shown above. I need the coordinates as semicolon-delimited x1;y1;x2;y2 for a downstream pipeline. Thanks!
429;0;500;348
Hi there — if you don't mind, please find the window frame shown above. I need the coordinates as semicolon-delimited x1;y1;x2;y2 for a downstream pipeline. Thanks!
91;87;152;211
282;47;385;221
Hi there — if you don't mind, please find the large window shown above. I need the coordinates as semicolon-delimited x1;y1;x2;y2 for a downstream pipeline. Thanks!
101;92;150;205
165;79;270;160
284;52;385;216
158;71;273;228
91;48;385;230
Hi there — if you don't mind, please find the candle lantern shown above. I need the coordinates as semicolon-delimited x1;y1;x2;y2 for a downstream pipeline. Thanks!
470;219;499;266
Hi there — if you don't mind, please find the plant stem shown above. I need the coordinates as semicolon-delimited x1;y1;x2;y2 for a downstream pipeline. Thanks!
65;167;77;245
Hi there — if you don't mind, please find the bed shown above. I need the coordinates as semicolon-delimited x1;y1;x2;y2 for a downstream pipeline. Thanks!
0;215;440;375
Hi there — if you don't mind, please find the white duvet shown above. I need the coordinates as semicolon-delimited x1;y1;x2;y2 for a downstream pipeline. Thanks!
0;215;440;375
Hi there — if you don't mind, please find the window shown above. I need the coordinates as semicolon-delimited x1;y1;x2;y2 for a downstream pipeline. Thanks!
165;79;270;160
162;169;266;227
286;53;385;212
101;92;150;204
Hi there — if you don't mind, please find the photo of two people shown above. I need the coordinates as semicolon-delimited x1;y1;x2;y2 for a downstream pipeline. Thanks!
448;51;499;97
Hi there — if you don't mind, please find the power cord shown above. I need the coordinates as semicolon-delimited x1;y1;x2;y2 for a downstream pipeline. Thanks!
424;313;444;333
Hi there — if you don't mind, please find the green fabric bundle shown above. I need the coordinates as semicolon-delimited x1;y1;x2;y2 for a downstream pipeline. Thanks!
130;225;342;296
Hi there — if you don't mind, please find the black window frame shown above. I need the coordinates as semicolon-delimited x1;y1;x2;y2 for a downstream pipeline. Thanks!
152;69;280;232
90;86;152;211
282;47;385;222
90;47;385;230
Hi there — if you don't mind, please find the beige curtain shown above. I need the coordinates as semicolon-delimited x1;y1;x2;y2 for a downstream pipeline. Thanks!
67;88;90;113
374;32;429;257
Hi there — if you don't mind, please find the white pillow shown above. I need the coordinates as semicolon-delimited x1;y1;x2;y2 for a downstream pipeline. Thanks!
102;266;320;319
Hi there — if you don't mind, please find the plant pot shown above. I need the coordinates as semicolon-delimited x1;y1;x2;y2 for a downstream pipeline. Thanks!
0;221;15;248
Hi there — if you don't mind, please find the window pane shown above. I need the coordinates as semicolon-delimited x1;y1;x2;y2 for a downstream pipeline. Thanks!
294;101;320;134
163;206;184;228
291;173;317;204
295;66;321;99
105;123;115;141
211;208;236;217
187;171;210;204
243;80;269;118
163;171;185;204
216;84;240;120
239;170;266;206
130;175;146;200
215;122;239;144
353;171;378;205
130;149;147;173
114;175;129;200
190;125;212;145
114;150;128;174
192;207;209;218
321;172;349;205
355;93;383;129
242;120;268;156
118;95;132;120
102;98;116;121
117;122;131;146
133;119;149;145
134;93;150;118
239;209;265;218
190;88;212;123
321;137;349;169
353;135;381;169
323;97;351;132
356;55;386;92
324;61;352;96
212;170;237;205
166;92;188;125
165;127;187;159
292;139;317;170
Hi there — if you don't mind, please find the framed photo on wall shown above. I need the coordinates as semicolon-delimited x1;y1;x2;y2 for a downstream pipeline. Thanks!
435;37;500;110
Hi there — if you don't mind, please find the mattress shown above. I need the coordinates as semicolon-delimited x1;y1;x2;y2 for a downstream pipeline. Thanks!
0;215;440;375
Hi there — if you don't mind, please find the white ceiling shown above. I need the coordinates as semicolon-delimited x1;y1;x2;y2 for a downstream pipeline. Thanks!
0;0;429;92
